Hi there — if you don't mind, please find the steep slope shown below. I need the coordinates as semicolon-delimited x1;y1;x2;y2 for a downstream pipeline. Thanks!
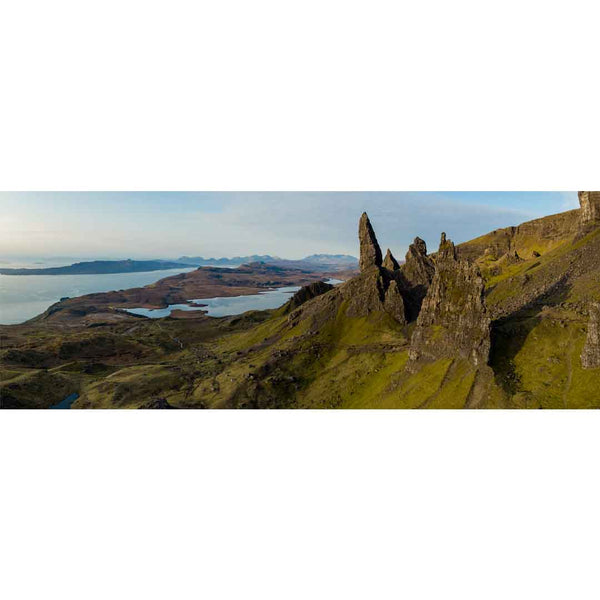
480;192;600;408
165;213;503;409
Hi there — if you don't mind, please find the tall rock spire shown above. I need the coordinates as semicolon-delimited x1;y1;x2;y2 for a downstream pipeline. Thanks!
438;232;457;260
358;212;383;271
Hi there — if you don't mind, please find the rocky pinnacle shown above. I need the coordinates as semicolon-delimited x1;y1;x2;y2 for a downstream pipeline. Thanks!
403;237;434;287
383;248;400;271
438;232;457;260
359;212;383;271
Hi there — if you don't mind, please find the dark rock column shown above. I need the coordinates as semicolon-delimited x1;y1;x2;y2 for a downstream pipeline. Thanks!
400;236;435;322
403;237;434;287
359;212;383;271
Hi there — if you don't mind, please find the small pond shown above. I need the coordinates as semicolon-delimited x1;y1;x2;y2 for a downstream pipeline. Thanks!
50;393;79;410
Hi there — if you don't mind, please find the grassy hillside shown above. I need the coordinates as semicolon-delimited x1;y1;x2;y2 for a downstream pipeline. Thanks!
4;203;600;409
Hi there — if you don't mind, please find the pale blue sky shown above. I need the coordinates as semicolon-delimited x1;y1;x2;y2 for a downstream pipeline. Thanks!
0;192;579;260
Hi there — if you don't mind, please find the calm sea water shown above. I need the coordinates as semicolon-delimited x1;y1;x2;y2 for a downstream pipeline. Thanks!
126;279;344;319
0;268;195;325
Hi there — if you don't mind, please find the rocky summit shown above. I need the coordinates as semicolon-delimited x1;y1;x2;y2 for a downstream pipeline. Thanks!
5;194;600;409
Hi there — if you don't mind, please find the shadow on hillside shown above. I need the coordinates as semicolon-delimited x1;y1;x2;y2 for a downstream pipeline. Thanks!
489;277;572;395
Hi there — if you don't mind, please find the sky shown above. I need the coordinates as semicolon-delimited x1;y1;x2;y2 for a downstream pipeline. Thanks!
0;192;580;261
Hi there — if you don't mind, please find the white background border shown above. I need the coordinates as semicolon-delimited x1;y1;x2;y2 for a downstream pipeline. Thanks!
2;1;600;599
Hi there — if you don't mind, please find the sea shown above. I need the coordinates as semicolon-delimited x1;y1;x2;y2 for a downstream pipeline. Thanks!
0;261;196;325
0;256;344;325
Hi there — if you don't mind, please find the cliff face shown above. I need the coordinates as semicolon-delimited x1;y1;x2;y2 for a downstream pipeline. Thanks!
458;210;581;263
410;234;491;368
579;191;600;225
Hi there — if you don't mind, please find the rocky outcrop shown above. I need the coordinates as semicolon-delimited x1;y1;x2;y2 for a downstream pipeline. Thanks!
458;209;581;263
383;280;406;323
289;214;407;328
437;232;455;260
400;236;435;321
359;212;383;271
285;281;334;313
499;250;523;265
288;266;407;329
581;302;600;369
579;191;600;224
409;233;491;368
383;249;400;271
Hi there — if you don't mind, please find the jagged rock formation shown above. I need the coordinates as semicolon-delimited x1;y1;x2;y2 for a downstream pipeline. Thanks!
289;255;407;328
402;237;435;287
383;280;406;323
437;232;455;260
409;233;491;368
581;303;600;368
288;214;407;328
284;281;334;313
359;212;383;271
400;236;435;321
383;249;400;271
579;191;600;224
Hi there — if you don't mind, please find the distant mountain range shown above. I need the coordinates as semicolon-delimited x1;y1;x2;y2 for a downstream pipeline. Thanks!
0;255;359;276
175;254;359;271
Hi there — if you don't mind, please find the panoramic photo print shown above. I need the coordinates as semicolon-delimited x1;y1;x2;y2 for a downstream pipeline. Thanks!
1;191;599;409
